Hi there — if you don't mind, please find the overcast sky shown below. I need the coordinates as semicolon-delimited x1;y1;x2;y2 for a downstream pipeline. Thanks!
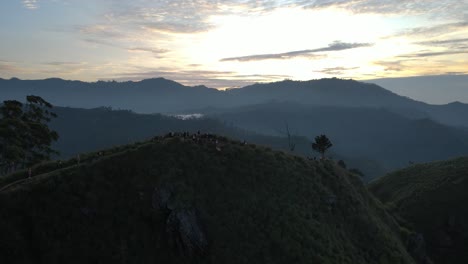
0;0;467;88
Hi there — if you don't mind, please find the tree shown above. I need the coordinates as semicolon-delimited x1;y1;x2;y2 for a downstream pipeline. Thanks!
0;96;58;174
349;168;365;178
312;134;333;159
0;100;27;173
284;121;296;152
23;96;59;164
337;160;347;169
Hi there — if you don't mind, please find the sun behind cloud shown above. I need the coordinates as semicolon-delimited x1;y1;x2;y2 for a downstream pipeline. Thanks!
1;0;467;88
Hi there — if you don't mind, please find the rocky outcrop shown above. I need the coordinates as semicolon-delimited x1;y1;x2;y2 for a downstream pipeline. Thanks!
152;186;208;257
166;209;208;257
152;186;175;211
408;233;431;264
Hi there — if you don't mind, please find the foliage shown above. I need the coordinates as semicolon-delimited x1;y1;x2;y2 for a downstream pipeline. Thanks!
338;159;347;169
349;168;364;177
0;136;415;264
312;134;333;159
369;157;468;264
0;96;58;174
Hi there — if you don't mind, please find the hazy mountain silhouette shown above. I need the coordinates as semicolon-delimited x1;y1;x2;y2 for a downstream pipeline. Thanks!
47;106;381;179
41;105;468;181
199;102;468;176
1;77;468;127
370;75;468;105
0;77;223;113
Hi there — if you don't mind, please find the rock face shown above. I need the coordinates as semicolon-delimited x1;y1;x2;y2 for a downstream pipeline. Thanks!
407;233;431;264
152;186;208;257
152;186;174;212
166;209;208;257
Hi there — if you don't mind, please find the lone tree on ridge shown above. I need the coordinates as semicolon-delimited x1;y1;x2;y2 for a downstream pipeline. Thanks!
312;134;333;159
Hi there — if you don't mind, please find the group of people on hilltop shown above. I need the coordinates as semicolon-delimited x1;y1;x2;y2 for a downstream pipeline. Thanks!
153;131;248;152
155;131;222;151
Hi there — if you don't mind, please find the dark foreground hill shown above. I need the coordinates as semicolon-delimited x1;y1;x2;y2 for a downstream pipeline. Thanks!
0;136;417;264
369;157;468;264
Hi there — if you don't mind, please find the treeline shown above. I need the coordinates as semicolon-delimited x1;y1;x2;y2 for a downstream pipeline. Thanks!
0;96;58;174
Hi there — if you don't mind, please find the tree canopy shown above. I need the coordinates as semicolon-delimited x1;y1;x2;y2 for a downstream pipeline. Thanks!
0;95;58;174
312;134;333;159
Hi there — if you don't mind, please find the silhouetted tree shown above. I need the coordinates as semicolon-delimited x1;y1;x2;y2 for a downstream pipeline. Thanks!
0;100;26;173
338;160;347;169
0;96;58;174
285;121;296;152
312;134;333;159
349;168;365;178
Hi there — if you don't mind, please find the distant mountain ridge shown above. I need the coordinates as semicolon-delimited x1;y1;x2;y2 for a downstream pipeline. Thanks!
369;75;468;105
1;77;468;127
199;101;468;178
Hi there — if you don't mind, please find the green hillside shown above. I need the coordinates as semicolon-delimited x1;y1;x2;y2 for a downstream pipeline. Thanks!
0;135;416;264
369;157;468;264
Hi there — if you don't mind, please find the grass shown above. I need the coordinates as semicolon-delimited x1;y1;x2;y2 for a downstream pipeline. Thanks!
0;135;414;264
369;157;468;264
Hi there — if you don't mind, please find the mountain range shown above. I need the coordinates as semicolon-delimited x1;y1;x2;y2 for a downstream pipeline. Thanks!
369;75;468;105
2;77;468;180
1;77;468;128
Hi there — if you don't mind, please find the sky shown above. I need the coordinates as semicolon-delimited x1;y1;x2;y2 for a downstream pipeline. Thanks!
0;0;467;88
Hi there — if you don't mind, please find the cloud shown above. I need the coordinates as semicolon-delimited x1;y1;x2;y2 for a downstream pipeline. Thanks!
318;66;359;75
373;60;407;72
22;0;39;9
103;0;465;21
445;71;468;75
220;41;372;62
108;67;291;88
303;0;466;19
0;64;17;72
43;61;84;66
106;2;221;34
0;61;23;73
394;21;468;38
143;21;212;34
76;24;125;39
398;50;468;58
77;28;169;57
416;37;468;47
128;47;169;55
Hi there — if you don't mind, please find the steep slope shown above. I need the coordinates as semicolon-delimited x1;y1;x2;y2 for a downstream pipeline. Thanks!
369;157;468;264
0;136;416;264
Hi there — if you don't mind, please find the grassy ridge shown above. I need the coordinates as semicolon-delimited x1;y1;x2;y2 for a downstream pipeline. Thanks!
0;136;414;264
369;157;468;264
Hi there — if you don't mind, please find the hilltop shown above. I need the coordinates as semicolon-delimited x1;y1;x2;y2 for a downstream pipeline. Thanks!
47;106;384;179
0;135;417;264
200;102;468;178
369;157;468;264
